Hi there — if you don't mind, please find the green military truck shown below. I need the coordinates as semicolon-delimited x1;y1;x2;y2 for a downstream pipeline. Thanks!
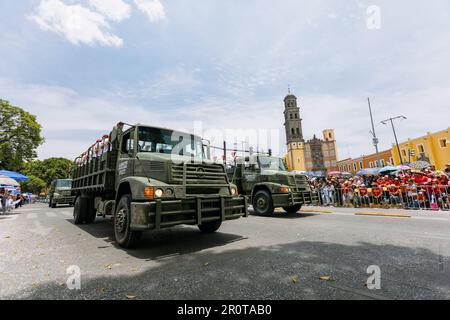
71;123;248;248
227;154;318;216
48;179;75;208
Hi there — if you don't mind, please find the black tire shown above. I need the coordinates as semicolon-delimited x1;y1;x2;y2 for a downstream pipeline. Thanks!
51;202;56;208
198;220;222;234
114;194;142;248
73;196;88;224
84;197;97;224
283;205;302;214
252;190;274;216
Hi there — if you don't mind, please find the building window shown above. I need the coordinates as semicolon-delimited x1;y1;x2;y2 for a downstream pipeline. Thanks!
381;159;385;167
369;162;373;168
295;114;298;119
359;161;363;169
418;144;425;153
353;163;357;171
291;128;295;135
389;157;393;165
290;114;293;119
401;149;407;157
440;139;447;148
296;128;300;135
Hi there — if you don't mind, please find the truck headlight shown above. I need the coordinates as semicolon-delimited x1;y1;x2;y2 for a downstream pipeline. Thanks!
53;193;60;197
280;186;291;193
231;186;238;195
155;189;164;198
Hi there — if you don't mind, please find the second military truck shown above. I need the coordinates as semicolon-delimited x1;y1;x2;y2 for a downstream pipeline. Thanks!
71;123;248;248
227;154;318;216
49;179;75;208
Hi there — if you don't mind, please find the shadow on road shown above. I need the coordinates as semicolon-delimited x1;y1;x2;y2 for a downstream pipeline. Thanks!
68;218;247;261
5;238;450;300
248;209;318;219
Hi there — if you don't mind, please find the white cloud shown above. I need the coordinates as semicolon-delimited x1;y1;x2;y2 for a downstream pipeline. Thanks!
30;0;123;47
134;0;166;22
88;0;131;22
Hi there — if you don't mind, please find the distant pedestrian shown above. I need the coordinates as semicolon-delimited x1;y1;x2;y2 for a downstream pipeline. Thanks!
0;188;6;215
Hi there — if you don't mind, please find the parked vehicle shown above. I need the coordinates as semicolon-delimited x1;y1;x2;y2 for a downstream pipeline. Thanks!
227;155;318;216
71;123;248;248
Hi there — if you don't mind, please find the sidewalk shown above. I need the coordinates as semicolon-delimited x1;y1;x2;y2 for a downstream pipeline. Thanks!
302;205;450;218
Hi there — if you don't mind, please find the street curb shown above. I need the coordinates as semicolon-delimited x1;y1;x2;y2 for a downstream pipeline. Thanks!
354;212;411;218
300;209;333;214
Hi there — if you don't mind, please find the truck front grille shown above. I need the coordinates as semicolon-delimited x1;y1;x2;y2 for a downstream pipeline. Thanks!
172;162;229;192
288;175;310;192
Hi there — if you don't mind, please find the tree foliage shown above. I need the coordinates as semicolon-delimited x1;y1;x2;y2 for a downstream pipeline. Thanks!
0;99;44;171
20;175;47;195
22;158;73;187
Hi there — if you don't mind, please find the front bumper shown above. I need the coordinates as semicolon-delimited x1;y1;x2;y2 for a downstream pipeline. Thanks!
130;196;248;231
53;196;76;204
272;191;319;207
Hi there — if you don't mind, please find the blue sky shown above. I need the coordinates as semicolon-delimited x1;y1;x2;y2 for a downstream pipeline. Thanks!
1;0;449;160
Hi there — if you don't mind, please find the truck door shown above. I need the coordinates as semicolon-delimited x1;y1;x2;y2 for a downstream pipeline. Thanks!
116;129;135;184
241;160;258;194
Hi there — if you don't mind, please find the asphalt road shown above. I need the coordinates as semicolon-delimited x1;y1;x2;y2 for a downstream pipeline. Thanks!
1;203;449;300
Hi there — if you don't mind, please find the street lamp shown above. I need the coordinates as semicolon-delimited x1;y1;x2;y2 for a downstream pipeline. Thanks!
368;98;381;168
381;115;407;166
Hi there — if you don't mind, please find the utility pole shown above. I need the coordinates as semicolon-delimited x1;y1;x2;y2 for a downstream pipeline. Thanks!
381;115;407;166
368;98;381;168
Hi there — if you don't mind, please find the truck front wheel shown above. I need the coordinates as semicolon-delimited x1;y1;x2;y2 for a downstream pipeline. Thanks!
198;220;222;234
252;190;274;216
73;196;87;224
114;194;142;248
283;205;302;214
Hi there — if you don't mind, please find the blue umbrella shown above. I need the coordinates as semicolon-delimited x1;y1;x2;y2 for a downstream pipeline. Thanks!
0;170;29;182
356;168;380;176
378;166;398;174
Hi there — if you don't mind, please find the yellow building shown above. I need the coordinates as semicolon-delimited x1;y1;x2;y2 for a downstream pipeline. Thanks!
391;126;450;170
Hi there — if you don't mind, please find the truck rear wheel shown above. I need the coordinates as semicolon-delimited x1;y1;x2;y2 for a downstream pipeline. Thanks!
252;190;274;216
198;220;222;234
114;194;142;248
283;205;302;214
73;196;88;224
85;197;97;224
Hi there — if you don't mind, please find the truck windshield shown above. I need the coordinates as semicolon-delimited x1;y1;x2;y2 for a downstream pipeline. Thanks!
258;156;287;172
137;127;204;159
56;180;72;188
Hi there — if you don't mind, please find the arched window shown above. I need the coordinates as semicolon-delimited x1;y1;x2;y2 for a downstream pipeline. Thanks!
296;128;300;135
291;128;295;135
295;114;298;119
290;114;293;119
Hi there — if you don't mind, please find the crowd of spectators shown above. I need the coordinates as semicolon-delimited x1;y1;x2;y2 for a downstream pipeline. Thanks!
309;164;450;211
0;188;27;215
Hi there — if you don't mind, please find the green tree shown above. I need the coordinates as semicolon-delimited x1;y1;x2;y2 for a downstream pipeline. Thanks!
20;175;47;195
22;158;73;187
0;99;44;171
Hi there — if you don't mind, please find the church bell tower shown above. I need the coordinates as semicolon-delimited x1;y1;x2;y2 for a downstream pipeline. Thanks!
283;91;304;144
283;90;306;171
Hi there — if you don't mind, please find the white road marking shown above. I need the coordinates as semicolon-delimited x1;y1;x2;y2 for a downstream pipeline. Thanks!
26;213;37;219
411;217;449;222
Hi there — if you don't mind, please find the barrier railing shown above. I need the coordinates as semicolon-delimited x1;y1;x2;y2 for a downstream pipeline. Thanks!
310;185;450;211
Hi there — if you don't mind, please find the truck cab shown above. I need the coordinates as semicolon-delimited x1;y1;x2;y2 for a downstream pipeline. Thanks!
227;155;318;216
49;179;75;208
